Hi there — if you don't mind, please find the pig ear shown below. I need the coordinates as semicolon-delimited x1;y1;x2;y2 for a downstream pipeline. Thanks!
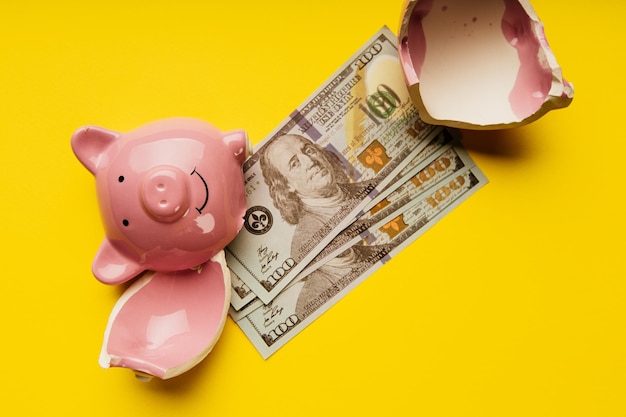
222;129;251;165
92;239;144;285
71;126;120;175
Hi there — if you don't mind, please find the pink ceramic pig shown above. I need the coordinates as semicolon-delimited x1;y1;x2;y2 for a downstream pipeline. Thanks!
72;118;249;379
72;117;249;284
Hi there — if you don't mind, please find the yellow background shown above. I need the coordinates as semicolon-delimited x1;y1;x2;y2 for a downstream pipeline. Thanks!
1;1;623;415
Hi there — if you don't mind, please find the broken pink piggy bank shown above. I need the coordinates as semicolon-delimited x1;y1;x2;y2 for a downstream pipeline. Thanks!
399;0;574;129
72;118;250;380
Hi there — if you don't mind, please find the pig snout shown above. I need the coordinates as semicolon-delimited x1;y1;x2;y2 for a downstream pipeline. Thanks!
141;167;190;222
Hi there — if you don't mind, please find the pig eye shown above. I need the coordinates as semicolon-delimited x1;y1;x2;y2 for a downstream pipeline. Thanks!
122;219;129;227
118;176;125;183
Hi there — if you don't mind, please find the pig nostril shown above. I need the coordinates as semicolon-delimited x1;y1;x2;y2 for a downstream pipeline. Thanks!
159;200;168;207
157;183;166;191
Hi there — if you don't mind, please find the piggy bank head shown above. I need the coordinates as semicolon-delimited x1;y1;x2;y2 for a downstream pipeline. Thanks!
72;118;250;285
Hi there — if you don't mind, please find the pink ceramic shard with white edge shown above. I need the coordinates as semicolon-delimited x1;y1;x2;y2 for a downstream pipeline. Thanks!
99;253;231;381
398;0;574;129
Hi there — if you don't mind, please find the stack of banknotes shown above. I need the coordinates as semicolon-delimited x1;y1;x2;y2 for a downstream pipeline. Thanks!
226;26;488;358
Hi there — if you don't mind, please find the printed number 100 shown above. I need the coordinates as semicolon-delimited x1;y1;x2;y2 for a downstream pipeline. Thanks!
359;84;401;125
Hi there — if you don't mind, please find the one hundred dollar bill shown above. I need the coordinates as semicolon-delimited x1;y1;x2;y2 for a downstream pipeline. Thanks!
236;165;488;358
229;141;477;320
225;27;440;304
229;128;458;313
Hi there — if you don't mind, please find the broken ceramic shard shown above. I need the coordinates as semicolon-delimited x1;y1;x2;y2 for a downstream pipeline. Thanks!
398;0;573;129
99;253;231;380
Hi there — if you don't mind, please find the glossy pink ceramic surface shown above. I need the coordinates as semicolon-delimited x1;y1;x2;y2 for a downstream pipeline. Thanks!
398;0;573;129
72;118;249;284
99;253;231;380
72;118;249;379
